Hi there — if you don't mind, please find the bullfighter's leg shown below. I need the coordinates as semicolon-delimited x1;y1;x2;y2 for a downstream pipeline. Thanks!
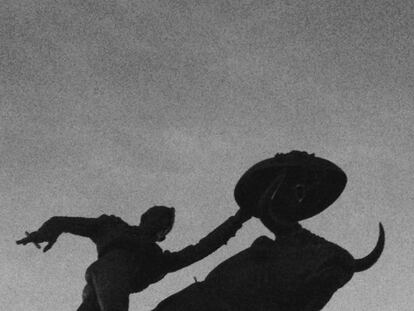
77;283;100;311
83;250;136;311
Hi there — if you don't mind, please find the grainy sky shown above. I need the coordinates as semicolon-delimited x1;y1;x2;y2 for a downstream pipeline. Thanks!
1;0;413;310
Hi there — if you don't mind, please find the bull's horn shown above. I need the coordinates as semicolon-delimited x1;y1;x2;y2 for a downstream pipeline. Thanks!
353;223;385;272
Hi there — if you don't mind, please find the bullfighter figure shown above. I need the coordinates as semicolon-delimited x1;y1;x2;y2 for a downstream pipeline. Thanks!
17;204;252;311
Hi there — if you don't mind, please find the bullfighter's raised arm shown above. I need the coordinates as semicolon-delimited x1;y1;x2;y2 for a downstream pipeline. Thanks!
162;209;251;273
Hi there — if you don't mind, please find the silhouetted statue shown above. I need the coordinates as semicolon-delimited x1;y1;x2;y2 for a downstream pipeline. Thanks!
17;205;252;311
152;151;385;311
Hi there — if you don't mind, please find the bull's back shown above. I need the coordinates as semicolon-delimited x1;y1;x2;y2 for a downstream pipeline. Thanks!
154;233;354;311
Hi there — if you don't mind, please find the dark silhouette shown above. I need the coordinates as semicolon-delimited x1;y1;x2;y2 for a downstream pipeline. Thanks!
17;206;252;311
17;151;385;311
152;152;385;311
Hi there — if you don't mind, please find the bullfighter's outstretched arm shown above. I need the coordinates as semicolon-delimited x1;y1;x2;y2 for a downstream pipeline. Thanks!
16;216;106;251
44;216;102;237
162;209;251;273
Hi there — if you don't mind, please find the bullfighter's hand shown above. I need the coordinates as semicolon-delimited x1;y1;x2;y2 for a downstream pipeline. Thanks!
16;219;61;252
234;208;253;222
16;230;58;252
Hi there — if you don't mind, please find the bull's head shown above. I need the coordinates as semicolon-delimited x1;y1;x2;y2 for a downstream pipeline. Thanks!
291;223;384;310
256;174;385;310
258;168;385;273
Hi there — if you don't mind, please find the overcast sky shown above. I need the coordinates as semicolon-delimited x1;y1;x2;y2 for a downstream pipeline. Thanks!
1;0;413;310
